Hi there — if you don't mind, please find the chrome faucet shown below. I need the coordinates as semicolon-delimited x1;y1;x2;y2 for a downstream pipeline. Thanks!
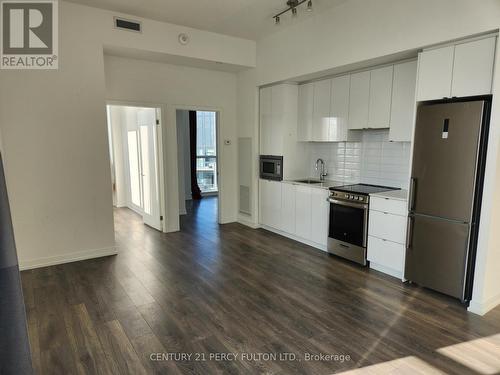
315;158;328;181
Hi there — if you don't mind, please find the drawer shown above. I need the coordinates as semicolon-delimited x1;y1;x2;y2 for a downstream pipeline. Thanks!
370;196;407;216
367;235;405;273
368;210;407;244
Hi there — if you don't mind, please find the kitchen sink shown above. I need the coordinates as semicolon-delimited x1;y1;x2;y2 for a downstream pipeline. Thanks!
294;179;322;184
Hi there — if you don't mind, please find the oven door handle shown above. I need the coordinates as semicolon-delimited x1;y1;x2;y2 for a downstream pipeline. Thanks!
327;198;368;210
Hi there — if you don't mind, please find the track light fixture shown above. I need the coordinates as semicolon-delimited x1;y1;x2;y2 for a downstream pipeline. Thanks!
273;0;312;25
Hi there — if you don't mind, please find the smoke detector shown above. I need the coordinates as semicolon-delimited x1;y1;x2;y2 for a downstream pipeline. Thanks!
178;33;190;45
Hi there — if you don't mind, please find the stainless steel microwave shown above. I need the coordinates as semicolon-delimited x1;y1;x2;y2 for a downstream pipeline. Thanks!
259;155;283;181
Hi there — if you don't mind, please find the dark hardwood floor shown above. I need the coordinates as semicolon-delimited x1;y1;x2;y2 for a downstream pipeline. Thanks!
22;196;500;374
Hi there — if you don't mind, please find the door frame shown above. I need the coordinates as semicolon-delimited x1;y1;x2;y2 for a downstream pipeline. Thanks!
107;100;167;233
174;105;222;225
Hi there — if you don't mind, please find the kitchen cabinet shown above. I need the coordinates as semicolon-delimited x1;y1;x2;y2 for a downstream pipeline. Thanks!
348;71;371;130
297;83;314;142
367;194;408;279
416;46;454;102
389;60;418;142
310;188;329;246
259;179;282;230
368;66;394;128
416;36;496;101
259;87;274;155
259;84;297;157
281;182;296;234
297;76;354;142
451;37;496;98
312;79;332;141
295;185;312;240
330;75;351;141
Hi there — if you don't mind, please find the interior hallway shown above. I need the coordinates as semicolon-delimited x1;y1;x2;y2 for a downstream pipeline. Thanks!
21;197;500;374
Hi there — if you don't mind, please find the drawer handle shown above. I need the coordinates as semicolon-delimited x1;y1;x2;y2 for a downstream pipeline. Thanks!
383;212;388;215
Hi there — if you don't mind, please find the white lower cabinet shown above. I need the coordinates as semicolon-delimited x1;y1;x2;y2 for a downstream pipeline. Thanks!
294;185;312;240
367;236;405;275
367;195;408;279
281;182;296;234
259;179;282;230
259;181;329;250
310;188;329;246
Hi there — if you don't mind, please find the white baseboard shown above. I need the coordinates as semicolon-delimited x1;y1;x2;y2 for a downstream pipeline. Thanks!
261;224;328;253
468;293;500;316
237;217;260;229
19;246;118;271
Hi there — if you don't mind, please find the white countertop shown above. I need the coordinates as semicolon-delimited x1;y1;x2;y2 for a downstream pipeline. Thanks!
282;178;345;190
370;189;408;201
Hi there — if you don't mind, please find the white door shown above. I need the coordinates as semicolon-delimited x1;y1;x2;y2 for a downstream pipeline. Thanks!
137;109;162;230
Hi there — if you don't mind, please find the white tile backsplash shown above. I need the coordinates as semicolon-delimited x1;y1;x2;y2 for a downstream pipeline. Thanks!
305;129;411;188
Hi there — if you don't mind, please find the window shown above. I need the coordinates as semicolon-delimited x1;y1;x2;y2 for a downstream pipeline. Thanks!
196;111;217;193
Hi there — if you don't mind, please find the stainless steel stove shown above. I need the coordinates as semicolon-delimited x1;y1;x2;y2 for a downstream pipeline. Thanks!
327;184;400;265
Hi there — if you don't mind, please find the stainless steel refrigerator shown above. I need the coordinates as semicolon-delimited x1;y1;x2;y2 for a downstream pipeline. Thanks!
405;100;490;302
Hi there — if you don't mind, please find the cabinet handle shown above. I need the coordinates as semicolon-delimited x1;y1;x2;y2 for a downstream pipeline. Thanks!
409;177;417;212
406;215;414;250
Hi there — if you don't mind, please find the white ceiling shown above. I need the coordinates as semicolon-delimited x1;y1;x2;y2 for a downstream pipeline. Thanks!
65;0;348;40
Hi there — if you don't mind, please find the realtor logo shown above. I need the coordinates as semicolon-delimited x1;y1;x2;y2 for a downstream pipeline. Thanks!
1;0;58;69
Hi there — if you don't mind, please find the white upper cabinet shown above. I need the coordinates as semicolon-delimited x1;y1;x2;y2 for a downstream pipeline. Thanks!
312;79;332;141
297;83;314;142
451;37;496;98
416;46;454;101
368;66;394;128
259;84;297;157
330;75;351;141
348;71;371;130
389;60;418;142
259;86;274;155
417;36;496;101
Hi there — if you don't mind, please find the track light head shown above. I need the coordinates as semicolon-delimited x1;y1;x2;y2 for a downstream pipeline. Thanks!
291;7;297;16
307;0;313;11
275;16;280;25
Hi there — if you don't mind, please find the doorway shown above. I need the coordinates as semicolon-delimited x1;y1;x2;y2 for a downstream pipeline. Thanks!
107;104;163;231
176;109;220;224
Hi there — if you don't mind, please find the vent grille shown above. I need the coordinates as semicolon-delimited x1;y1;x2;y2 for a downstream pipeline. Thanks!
114;17;141;32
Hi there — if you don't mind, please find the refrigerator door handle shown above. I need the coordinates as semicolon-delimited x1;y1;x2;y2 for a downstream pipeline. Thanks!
406;215;414;250
409;177;417;211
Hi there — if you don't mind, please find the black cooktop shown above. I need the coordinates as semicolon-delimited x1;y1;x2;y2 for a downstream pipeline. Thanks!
330;183;400;195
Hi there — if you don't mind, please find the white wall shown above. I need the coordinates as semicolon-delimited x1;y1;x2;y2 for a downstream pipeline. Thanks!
257;0;500;85
104;55;239;228
0;1;255;268
236;68;260;227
